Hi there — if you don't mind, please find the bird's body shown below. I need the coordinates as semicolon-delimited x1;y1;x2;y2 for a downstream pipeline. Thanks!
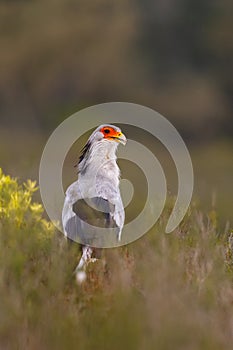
62;124;126;282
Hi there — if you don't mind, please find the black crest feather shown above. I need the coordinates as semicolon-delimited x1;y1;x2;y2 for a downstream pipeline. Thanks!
75;140;91;168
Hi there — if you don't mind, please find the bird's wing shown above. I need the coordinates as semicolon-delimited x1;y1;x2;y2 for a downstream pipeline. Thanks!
95;177;125;240
62;181;121;247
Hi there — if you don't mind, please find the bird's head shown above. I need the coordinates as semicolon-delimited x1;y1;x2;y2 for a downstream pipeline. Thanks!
78;124;126;171
89;124;127;146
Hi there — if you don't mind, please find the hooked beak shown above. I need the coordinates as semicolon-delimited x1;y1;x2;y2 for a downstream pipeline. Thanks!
115;132;127;145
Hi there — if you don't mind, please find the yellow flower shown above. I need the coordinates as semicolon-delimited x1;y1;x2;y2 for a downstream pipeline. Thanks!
24;179;38;193
30;203;43;213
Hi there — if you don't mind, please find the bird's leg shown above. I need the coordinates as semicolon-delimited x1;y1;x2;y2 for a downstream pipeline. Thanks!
76;246;92;269
75;246;98;284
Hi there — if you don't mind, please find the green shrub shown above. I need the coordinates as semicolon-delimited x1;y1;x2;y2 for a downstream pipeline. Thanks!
0;168;54;276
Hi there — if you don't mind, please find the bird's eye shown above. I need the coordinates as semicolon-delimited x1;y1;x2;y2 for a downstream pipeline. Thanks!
104;129;110;134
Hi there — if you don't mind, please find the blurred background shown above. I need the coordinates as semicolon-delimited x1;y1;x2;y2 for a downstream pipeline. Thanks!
0;0;232;225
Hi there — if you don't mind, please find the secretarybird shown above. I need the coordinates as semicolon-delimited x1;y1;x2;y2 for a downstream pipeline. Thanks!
62;124;127;283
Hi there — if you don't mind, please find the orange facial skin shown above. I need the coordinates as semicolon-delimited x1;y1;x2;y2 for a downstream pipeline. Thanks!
100;126;123;141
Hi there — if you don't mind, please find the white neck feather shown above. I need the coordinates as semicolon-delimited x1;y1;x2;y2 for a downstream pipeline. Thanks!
78;140;120;194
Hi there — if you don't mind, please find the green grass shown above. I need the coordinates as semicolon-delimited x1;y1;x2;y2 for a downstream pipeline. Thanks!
0;168;233;350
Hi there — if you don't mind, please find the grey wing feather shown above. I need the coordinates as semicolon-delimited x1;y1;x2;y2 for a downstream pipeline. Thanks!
62;183;121;247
